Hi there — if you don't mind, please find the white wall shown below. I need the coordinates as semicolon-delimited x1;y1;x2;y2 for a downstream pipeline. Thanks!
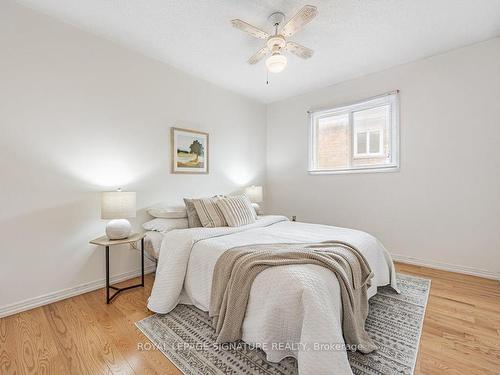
0;1;266;315
1;2;499;318
267;38;500;278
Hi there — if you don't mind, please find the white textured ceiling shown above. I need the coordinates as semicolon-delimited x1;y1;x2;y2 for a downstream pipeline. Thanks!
15;0;500;103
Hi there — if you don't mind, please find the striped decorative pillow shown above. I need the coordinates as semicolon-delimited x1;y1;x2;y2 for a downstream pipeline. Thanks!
216;195;256;227
192;197;228;228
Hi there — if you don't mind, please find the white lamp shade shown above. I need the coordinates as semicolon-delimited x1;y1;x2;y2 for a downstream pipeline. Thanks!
265;54;287;73
101;191;136;219
245;185;263;203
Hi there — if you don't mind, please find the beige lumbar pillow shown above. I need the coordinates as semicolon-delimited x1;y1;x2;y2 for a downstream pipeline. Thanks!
192;197;228;228
216;195;256;227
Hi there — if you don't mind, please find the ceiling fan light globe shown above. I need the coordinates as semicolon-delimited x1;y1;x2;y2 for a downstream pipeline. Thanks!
266;54;287;73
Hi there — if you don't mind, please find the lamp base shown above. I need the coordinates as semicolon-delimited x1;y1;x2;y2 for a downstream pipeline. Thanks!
106;219;131;240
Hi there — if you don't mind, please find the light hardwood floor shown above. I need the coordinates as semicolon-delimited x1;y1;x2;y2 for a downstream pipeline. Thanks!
1;263;499;374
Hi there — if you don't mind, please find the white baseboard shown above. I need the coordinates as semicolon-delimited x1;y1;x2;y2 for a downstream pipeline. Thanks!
392;254;500;280
0;264;156;319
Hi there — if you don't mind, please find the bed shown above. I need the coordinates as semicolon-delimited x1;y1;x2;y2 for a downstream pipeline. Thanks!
147;215;397;375
144;230;163;259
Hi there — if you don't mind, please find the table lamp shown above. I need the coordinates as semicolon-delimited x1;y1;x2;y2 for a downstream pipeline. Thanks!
245;185;263;214
101;189;136;240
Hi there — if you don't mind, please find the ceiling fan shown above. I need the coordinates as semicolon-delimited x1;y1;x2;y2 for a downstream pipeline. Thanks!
231;5;318;73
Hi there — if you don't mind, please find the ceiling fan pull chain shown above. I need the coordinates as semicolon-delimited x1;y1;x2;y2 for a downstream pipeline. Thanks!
266;70;270;85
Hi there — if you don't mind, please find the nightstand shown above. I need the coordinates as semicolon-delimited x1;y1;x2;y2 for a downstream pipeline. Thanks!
90;232;146;304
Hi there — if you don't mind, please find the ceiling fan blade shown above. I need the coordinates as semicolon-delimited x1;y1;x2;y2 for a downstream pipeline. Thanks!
248;46;269;65
281;5;318;37
231;19;270;40
285;41;314;59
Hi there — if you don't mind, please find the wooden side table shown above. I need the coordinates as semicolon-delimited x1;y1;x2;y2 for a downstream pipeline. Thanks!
90;232;146;304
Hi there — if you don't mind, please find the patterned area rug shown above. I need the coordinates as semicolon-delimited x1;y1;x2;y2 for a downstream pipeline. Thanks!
136;273;430;375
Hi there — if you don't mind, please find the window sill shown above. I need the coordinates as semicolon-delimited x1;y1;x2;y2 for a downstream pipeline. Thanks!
308;165;400;175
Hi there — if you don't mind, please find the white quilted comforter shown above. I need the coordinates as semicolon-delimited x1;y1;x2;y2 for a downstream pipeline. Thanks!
148;216;398;375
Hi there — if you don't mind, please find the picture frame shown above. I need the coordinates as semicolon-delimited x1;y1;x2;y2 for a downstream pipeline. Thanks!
171;127;209;174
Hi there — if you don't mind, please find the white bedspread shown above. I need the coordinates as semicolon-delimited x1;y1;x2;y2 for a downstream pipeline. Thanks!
148;216;398;375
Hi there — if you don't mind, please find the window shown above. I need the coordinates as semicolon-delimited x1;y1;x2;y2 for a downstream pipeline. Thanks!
309;92;399;174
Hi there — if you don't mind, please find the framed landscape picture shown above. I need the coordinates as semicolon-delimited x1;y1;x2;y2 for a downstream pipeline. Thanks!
171;127;209;174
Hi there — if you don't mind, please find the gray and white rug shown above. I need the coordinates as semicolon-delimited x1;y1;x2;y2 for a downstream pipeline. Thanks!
136;273;430;375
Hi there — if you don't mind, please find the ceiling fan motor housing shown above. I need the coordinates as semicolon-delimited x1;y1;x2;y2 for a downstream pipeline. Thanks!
267;35;286;54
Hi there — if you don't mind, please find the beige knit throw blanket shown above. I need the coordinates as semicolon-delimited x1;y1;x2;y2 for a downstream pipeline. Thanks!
209;241;377;353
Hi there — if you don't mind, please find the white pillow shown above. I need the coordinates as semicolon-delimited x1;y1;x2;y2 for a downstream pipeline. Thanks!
142;218;188;232
251;202;261;215
147;205;187;219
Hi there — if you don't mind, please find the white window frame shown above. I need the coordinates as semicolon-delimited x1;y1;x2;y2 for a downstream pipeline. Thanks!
353;129;384;158
308;91;400;174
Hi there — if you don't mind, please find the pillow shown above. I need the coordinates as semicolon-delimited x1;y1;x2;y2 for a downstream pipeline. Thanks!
251;202;261;215
142;218;189;232
216;195;256;227
183;198;203;228
147;205;187;219
192;197;228;228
